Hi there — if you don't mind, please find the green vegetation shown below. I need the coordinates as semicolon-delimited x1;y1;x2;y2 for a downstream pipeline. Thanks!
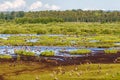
15;50;35;56
104;49;118;54
40;51;55;56
70;49;91;55
0;22;120;35
0;55;12;59
0;11;24;21
1;9;120;80
0;34;119;48
0;22;119;48
1;63;120;80
15;17;64;24
1;10;120;23
24;10;120;23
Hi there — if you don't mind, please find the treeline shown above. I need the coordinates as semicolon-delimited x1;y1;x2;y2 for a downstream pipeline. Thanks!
15;17;64;24
25;10;120;23
0;10;120;23
0;11;24;20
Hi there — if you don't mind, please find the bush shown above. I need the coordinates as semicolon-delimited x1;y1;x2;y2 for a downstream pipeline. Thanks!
70;49;91;55
40;51;55;56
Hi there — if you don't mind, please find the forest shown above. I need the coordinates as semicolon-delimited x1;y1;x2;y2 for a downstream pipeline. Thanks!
0;10;120;23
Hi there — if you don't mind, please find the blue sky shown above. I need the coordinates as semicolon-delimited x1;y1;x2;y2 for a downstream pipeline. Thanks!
0;0;120;11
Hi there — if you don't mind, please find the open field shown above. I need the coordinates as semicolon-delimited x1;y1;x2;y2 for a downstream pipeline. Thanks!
0;22;120;35
0;3;120;80
0;62;120;80
0;22;119;80
0;22;119;48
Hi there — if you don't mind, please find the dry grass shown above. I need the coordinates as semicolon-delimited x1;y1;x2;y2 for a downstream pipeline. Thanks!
0;62;120;80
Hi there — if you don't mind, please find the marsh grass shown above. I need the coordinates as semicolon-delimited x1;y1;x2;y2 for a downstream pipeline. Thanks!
0;55;12;59
0;63;120;80
70;49;91;55
0;34;119;48
15;50;35;56
104;49;118;54
40;51;55;56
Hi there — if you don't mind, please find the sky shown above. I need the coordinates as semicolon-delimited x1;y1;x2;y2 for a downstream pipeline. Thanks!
0;0;120;11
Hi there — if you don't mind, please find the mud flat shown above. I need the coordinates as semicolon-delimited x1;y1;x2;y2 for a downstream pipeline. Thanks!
1;51;120;66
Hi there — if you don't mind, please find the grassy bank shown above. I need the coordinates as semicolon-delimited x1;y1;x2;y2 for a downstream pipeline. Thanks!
0;62;120;80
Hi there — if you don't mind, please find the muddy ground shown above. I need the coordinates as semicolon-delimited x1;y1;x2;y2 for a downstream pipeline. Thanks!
1;52;120;66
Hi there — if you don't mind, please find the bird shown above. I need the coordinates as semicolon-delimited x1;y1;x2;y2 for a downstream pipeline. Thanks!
54;76;58;80
76;72;80;77
35;76;40;80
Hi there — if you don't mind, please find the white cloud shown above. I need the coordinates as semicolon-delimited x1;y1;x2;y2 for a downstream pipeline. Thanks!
29;2;60;11
0;0;60;11
51;5;60;10
44;4;60;10
12;0;26;9
83;8;106;11
44;4;50;9
0;0;26;11
29;1;42;11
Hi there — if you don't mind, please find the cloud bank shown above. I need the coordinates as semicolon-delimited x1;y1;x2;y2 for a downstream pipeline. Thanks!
44;4;60;10
0;0;60;11
29;1;43;11
0;0;26;11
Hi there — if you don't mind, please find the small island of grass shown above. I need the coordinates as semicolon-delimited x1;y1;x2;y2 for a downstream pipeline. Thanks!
0;55;12;59
104;49;118;54
40;51;55;56
15;50;35;56
69;49;91;55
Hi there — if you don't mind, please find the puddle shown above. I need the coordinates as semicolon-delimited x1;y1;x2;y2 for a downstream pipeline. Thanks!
89;40;99;43
70;40;76;44
114;42;120;45
26;39;38;43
